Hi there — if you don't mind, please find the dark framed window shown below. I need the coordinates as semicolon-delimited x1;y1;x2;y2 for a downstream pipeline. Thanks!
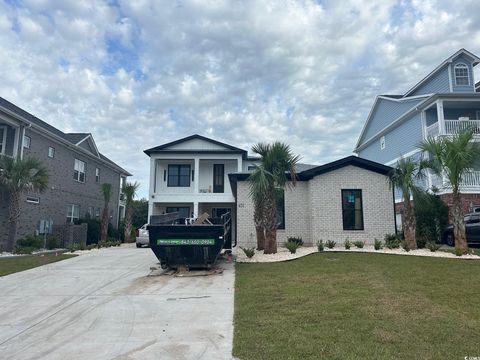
276;188;285;229
166;207;190;218
342;189;364;230
168;165;191;187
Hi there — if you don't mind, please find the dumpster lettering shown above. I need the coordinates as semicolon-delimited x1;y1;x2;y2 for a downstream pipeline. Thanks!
156;238;216;246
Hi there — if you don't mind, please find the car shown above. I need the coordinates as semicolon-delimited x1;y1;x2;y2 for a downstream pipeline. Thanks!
443;213;480;246
136;224;149;248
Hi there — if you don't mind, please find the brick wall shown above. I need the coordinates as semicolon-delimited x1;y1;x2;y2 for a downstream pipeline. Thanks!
236;165;395;248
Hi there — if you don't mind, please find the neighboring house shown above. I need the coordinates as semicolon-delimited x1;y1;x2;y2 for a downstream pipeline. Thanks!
355;48;480;220
230;156;395;247
0;97;131;248
145;135;395;247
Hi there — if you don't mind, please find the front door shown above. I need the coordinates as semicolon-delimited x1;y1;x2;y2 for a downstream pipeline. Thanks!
213;164;224;193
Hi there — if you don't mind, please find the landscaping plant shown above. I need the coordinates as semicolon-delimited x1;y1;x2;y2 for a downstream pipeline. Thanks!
401;240;410;252
326;240;336;249
374;238;383;250
285;240;300;254
426;241;441;252
241;247;255;258
317;240;324;252
353;241;364;249
385;233;401;249
344;239;351;250
287;237;304;246
100;183;112;242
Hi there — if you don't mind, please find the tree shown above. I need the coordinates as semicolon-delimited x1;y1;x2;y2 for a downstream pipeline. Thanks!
419;129;480;254
100;183;112;241
131;198;148;228
122;181;140;243
415;189;449;245
388;157;426;250
248;142;300;254
0;156;48;252
248;172;266;250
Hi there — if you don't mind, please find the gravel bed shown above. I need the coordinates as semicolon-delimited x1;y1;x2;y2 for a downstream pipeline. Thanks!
236;245;480;263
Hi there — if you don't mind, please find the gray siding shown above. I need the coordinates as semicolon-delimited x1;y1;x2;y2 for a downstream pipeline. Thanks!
358;113;423;164
359;98;423;146
409;65;451;96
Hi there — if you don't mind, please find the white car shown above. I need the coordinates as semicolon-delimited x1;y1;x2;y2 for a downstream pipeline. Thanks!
136;224;149;248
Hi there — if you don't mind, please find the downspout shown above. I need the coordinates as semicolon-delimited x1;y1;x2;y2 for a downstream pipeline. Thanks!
392;185;398;235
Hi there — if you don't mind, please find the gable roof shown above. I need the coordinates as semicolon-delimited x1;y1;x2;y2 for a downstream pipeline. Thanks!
144;134;248;156
404;48;480;97
0;97;131;176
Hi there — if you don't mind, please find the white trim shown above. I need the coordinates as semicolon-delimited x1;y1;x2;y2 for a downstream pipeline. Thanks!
26;196;40;204
436;100;445;135
385;149;421;166
378;94;432;102
20;127;26;159
380;136;385;150
0;125;6;155
454;63;470;86
76;134;100;158
448;63;453;92
420;111;427;140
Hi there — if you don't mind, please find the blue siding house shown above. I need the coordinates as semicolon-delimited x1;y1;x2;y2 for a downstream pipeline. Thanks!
355;48;480;219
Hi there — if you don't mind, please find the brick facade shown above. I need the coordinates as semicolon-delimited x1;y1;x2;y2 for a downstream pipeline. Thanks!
236;165;395;248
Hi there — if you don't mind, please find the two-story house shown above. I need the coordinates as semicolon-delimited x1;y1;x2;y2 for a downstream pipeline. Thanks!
355;48;480;221
0;97;131;248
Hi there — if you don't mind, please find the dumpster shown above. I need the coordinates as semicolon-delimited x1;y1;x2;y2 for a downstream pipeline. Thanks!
148;212;232;269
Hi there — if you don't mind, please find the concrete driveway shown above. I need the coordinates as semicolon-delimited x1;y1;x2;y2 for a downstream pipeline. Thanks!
0;245;235;360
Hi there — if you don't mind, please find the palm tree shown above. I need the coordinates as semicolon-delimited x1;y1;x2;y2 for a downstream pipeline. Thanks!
100;183;112;241
122;181;140;243
388;157;426;250
0;155;48;252
248;142;300;254
248;171;266;250
419;129;480;254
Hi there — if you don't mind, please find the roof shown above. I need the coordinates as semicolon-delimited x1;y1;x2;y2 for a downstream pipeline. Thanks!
144;134;248;157
0;97;131;176
404;48;480;97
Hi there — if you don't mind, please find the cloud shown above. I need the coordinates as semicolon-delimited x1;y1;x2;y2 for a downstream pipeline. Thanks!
0;0;479;197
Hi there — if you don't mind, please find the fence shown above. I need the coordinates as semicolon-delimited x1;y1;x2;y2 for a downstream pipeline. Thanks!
52;223;88;248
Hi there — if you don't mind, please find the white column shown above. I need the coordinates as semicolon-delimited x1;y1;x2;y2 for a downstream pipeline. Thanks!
237;157;243;172
420;111;427;140
437;100;445;135
193;201;199;218
149;158;156;196
194;157;200;194
147;202;154;223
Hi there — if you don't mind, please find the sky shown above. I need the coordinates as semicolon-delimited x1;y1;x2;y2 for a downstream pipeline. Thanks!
1;0;480;198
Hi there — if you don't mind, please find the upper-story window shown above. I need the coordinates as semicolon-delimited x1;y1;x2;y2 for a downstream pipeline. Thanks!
74;159;86;183
95;168;100;183
168;164;191;187
48;147;55;158
454;63;470;86
23;135;31;149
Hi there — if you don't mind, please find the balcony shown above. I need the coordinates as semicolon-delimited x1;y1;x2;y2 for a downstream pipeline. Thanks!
430;171;480;192
426;119;480;138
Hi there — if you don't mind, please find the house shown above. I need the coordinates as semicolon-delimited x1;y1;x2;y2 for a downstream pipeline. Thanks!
0;97;131;249
354;48;480;221
145;135;395;247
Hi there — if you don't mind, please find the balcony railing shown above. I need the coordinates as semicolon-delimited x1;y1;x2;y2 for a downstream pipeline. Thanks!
426;119;480;137
430;171;480;191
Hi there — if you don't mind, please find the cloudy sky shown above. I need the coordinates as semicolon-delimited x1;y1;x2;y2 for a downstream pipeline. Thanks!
1;0;480;197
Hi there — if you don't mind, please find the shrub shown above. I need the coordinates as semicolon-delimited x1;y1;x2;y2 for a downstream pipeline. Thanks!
415;191;449;243
426;241;441;252
326;240;336;249
344;239;351;250
285;240;300;254
317;240;324;252
77;218;101;245
45;235;59;250
385;233;401;249
17;235;43;250
287;237;303;247
455;248;463;257
374;238;383;250
415;235;428;249
401;240;410;252
241;247;255;258
353;241;364;249
14;246;36;254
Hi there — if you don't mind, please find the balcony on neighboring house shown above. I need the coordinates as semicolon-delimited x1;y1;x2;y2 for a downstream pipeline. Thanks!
428;169;480;193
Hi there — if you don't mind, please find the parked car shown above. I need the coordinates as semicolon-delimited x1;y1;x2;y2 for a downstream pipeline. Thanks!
444;213;480;246
136;224;149;248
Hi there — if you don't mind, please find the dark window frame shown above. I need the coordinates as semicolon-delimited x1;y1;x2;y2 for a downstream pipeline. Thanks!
167;164;191;187
213;164;225;193
276;188;285;230
166;206;191;218
341;189;364;231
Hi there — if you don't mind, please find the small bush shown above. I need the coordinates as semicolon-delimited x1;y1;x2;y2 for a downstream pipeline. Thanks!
344;239;351;250
401;240;410;252
455;248;463;257
287;237;303;247
45;235;59;250
385;233;401;249
353;241;364;249
17;235;43;250
317;240;324;252
241;247;255;258
14;246;36;254
416;235;428;249
426;241;441;252
374;238;383;250
326;240;336;249
285;240;300;254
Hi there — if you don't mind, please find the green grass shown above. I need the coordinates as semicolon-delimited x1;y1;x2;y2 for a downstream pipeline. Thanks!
234;253;480;360
439;245;480;256
0;253;77;277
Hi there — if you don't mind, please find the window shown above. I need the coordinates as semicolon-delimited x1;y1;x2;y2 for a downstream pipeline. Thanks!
166;207;191;218
454;63;470;86
95;207;100;218
26;196;39;204
0;126;6;155
275;188;285;229
66;204;80;224
341;189;364;230
87;206;94;218
247;165;257;171
74;159;86;183
380;136;385;150
167;164;191;187
48;147;55;158
95;168;100;183
23;135;31;149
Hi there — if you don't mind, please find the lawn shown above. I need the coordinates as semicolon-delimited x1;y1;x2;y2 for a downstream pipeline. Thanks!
0;253;77;276
234;252;480;360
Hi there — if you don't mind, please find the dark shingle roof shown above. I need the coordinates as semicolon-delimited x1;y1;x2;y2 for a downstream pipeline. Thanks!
63;133;90;144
